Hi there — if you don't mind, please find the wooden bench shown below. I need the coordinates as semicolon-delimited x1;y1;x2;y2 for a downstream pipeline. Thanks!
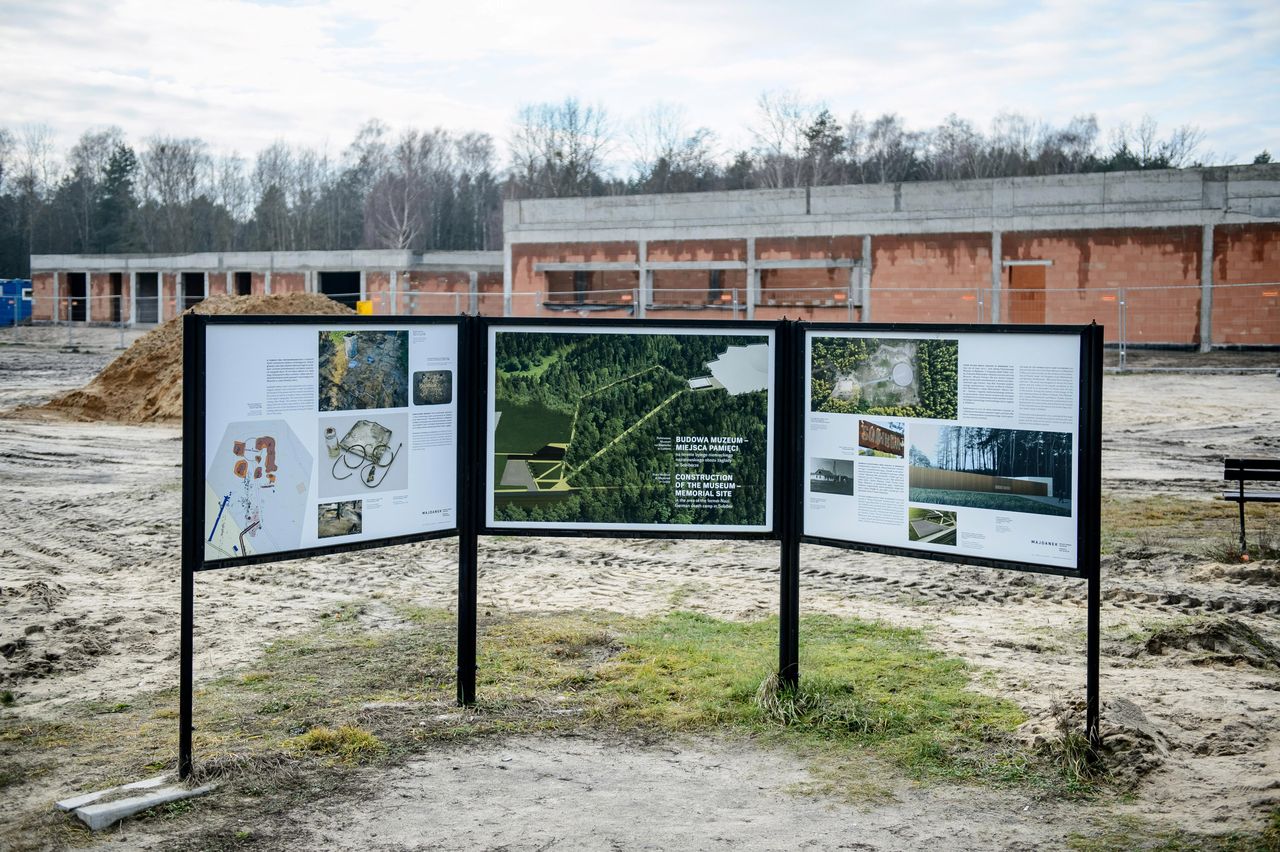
1223;458;1280;559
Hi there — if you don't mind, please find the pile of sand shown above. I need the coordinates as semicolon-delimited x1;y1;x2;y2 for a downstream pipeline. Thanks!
39;294;353;423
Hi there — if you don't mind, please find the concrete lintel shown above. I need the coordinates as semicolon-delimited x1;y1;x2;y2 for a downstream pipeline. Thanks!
1001;259;1053;267
755;258;859;270
533;262;640;272
646;261;747;271
29;250;501;275
503;207;1251;245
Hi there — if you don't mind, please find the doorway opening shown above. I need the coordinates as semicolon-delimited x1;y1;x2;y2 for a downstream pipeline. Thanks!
319;271;361;308
182;272;205;311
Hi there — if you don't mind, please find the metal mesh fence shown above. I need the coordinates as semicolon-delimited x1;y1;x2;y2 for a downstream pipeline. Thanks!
13;282;1278;360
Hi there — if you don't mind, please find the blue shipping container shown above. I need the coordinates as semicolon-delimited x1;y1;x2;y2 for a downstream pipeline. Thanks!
1;279;33;325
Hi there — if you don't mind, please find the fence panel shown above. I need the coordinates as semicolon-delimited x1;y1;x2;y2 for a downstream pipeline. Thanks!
1212;282;1280;346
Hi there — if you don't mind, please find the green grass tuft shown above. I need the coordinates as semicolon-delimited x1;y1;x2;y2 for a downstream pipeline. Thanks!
286;725;383;762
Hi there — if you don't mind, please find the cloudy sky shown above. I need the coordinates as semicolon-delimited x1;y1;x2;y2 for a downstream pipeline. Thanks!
2;0;1277;169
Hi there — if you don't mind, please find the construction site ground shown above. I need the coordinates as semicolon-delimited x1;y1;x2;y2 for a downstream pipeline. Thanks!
1;323;1279;850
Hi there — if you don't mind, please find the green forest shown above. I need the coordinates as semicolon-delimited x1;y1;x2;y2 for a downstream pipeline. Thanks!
493;331;770;527
810;337;958;418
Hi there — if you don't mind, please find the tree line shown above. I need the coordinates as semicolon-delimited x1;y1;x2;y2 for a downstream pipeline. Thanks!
3;95;1265;277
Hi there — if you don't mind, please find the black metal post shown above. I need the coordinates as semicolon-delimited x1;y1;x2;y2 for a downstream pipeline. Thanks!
1083;324;1104;752
178;314;202;780
456;314;479;705
778;320;800;688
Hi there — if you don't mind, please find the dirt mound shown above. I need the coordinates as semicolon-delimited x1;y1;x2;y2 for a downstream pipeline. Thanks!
1020;697;1169;790
37;294;353;424
1138;617;1280;669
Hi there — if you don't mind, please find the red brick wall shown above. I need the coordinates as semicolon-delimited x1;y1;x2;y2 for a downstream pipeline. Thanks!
871;233;991;324
161;273;179;322
270;272;306;294
511;241;638;295
400;271;471;316
1213;224;1280;344
651;269;746;306
1004;228;1201;344
477;271;504;317
31;272;55;320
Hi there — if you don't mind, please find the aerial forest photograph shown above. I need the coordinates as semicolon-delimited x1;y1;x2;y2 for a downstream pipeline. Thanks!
810;336;958;418
491;330;771;527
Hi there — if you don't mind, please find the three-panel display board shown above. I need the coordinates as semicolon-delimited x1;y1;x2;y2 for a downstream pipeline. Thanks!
180;314;1103;777
190;315;1099;576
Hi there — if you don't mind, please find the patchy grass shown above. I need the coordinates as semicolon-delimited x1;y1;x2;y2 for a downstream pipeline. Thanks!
0;608;1144;849
1101;494;1276;558
1067;810;1280;851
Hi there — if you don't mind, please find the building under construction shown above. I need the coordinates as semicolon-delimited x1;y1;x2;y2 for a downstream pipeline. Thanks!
29;163;1280;348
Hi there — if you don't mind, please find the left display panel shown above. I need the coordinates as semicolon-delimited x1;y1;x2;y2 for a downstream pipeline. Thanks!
200;319;460;565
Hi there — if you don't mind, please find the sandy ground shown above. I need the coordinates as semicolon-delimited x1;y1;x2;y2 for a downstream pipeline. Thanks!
1;325;1279;850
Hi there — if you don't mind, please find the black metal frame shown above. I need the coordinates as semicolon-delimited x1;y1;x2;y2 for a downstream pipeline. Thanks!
179;314;1105;780
180;313;466;778
476;316;787;541
793;321;1105;747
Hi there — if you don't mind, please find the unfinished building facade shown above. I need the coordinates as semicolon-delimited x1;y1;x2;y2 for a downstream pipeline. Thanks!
502;164;1280;348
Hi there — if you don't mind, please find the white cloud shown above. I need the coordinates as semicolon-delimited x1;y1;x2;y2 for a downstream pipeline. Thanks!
0;0;1275;168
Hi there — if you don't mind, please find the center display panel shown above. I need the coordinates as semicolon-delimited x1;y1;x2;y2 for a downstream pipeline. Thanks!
484;322;777;534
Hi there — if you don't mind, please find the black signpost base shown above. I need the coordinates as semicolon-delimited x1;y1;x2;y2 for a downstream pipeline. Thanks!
1086;568;1101;752
178;560;194;781
457;527;477;706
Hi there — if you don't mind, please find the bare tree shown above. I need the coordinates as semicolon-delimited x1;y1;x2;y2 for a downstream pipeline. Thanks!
926;114;983;181
455;131;499;249
66;127;126;249
138;135;209;251
0;127;13;196
865;113;919;183
509;98;611;198
364;128;451;249
627;103;718;193
749;91;818;188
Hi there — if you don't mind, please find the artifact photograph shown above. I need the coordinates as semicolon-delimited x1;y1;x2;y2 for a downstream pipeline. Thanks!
413;369;453;405
858;417;906;458
318;412;409;497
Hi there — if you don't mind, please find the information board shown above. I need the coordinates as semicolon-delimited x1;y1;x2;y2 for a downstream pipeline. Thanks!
484;323;776;534
197;317;460;566
803;327;1088;572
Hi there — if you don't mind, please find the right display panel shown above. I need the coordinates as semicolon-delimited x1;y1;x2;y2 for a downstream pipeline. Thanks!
803;328;1083;572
